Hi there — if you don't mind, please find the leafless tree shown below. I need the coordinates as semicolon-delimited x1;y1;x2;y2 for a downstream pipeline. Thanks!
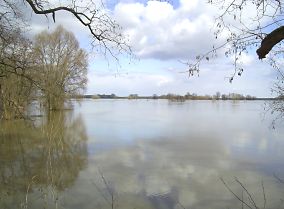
0;0;132;118
33;26;88;110
0;23;36;119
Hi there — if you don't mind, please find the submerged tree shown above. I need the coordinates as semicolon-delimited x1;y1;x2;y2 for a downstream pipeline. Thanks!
0;0;132;118
0;20;36;119
33;26;88;110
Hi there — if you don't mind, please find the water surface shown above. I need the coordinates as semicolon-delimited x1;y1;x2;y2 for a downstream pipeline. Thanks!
1;100;284;209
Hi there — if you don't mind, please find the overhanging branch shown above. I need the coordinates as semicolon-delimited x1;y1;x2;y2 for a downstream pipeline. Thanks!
25;0;103;41
256;26;284;59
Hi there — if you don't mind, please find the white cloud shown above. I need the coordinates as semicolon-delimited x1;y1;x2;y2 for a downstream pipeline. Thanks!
180;0;199;12
144;1;174;23
114;0;218;60
114;3;145;28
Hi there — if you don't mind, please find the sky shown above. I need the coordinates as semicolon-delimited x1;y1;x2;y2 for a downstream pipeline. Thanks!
25;0;279;97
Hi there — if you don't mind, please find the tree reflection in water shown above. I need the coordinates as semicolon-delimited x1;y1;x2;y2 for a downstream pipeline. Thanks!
0;111;88;209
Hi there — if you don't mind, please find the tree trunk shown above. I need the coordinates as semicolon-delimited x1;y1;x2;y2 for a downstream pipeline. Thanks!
0;84;3;119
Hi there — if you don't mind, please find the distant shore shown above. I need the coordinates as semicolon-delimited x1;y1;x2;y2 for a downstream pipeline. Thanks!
75;94;278;101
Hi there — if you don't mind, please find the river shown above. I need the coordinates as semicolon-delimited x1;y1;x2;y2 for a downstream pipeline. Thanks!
1;99;284;209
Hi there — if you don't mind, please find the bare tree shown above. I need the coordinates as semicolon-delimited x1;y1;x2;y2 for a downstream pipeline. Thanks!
0;0;26;32
0;0;131;118
0;23;36;119
33;25;88;110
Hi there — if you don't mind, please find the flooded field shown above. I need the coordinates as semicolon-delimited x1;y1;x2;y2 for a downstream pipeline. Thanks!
1;99;284;209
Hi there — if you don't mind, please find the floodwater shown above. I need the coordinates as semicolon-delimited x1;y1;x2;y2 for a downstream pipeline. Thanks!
1;99;284;209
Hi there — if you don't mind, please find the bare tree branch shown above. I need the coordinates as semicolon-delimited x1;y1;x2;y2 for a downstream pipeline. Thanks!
23;0;131;59
257;26;284;59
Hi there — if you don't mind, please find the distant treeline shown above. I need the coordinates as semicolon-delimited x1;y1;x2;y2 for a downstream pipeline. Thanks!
76;92;278;101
